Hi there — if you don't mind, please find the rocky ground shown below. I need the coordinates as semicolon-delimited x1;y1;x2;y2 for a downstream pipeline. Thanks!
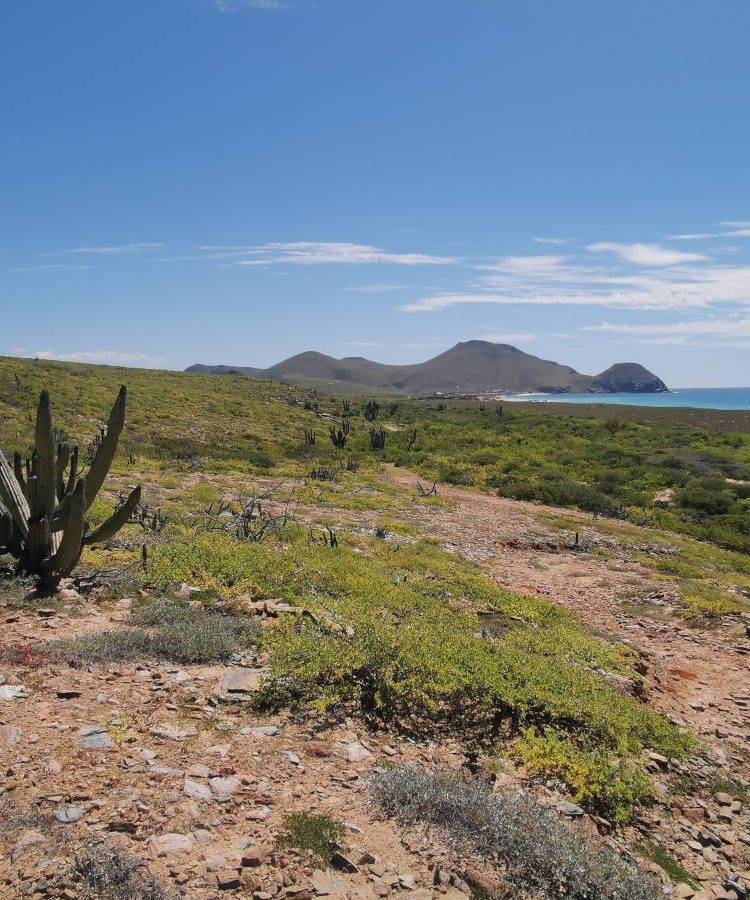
2;468;750;899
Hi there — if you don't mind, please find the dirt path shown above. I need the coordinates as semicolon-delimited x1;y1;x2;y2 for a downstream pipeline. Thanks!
385;466;750;766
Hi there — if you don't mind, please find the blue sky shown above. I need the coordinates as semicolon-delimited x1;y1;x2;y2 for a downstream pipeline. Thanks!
2;0;749;387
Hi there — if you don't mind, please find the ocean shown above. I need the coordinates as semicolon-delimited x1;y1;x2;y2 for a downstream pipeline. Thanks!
519;388;750;411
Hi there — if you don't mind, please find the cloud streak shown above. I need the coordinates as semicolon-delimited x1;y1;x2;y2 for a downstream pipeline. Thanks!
52;242;163;255
401;251;750;314
179;241;458;266
32;350;166;367
586;242;708;266
213;0;285;10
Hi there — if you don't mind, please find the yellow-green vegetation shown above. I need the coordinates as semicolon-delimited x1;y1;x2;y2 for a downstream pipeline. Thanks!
147;528;689;820
513;727;655;823
276;813;344;864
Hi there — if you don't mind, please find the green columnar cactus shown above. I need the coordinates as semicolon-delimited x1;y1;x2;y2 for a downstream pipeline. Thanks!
0;387;141;586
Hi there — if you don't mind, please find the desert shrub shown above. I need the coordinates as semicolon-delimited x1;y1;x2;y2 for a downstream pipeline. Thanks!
276;813;343;863
370;767;660;900
512;727;655;823
676;479;733;515
74;842;169;899
53;600;257;664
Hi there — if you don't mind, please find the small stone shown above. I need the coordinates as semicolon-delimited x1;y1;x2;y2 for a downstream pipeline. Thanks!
215;669;264;697
346;742;372;763
0;725;21;748
216;870;241;890
715;793;733;807
55;807;84;824
209;776;241;800
78;725;114;751
399;873;417;890
0;684;29;701
56;687;82;699
242;847;270;867
556;800;584;817
311;871;342;895
150;833;195;857
149;724;198;742
285;752;301;766
184;780;213;801
240;725;280;737
330;851;358;873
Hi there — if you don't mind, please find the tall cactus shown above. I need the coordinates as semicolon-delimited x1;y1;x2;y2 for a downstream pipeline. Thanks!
0;387;141;587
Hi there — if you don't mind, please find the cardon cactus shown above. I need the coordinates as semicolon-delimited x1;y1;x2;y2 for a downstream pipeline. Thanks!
0;387;141;586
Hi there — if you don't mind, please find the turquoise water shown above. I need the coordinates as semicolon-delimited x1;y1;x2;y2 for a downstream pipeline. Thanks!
521;388;750;411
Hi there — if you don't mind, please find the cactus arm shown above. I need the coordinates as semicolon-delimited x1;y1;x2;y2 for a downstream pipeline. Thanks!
84;485;141;545
23;515;51;573
0;507;12;548
13;452;27;497
51;446;80;530
44;479;86;578
30;391;57;521
0;451;30;537
56;443;71;501
84;386;126;511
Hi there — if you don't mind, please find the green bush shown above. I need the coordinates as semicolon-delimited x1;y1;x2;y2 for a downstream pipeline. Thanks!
513;727;655;823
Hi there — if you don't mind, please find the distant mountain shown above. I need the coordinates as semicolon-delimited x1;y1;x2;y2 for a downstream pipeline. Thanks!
187;341;668;396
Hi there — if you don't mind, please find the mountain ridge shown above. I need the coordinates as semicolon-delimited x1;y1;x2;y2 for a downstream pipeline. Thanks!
187;340;668;395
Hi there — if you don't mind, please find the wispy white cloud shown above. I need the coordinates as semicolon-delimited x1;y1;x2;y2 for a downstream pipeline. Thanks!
400;249;750;313
717;220;750;228
477;332;537;343
181;241;457;266
583;317;750;339
52;242;163;255
665;232;719;241
32;350;165;367
586;242;708;266
11;264;92;272
343;284;407;293
532;237;568;245
213;0;286;11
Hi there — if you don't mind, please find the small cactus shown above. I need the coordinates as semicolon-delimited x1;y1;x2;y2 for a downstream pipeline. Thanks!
364;400;380;422
329;425;348;450
370;427;386;451
0;387;140;587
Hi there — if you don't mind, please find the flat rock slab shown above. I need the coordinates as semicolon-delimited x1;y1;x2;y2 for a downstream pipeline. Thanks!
311;870;345;895
78;724;114;750
184;780;213;801
150;833;196;857
210;776;242;801
55;806;84;824
149;723;198;742
0;684;29;701
240;724;280;737
214;669;266;700
0;725;21;748
346;742;373;763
